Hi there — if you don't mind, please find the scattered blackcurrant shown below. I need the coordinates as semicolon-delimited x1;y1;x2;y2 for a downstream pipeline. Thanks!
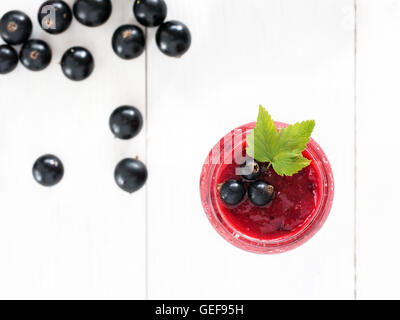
61;46;94;81
114;158;148;193
112;25;145;60
73;0;112;27
248;180;275;207
38;0;73;34
133;0;167;27
33;154;64;187
0;10;32;45
240;159;261;181
156;20;191;57
0;44;18;74
109;106;143;140
218;179;246;206
20;39;52;71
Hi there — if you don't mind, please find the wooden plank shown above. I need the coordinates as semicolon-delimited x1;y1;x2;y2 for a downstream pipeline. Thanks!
147;0;355;299
0;0;146;299
356;0;400;299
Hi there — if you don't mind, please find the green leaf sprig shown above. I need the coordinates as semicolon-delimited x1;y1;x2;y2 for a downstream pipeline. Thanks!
246;106;315;176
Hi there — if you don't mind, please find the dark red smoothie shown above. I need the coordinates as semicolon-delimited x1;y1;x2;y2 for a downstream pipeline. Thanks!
215;146;322;241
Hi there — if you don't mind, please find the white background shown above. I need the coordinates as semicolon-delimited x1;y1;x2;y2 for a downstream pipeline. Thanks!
0;0;395;299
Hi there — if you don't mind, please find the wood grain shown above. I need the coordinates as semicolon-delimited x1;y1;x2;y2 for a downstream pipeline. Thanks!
356;0;400;299
147;0;355;299
0;0;146;299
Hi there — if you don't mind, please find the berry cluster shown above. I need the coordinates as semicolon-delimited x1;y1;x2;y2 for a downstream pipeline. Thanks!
29;103;147;194
0;0;190;193
218;160;275;207
118;0;192;59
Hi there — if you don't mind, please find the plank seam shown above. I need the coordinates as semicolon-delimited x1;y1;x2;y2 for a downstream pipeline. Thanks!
353;0;358;301
145;26;149;300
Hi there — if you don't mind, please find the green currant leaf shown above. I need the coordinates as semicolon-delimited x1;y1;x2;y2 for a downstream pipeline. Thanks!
246;106;315;176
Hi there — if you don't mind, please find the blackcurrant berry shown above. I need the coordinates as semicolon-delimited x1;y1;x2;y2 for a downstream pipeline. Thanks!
112;25;145;60
240;159;261;181
133;0;167;27
218;179;246;206
109;106;143;140
20;39;52;71
156;20;191;57
248;180;275;207
114;158;148;193
61;46;94;81
0;44;18;74
0;10;32;45
73;0;112;27
33;154;64;187
38;0;73;34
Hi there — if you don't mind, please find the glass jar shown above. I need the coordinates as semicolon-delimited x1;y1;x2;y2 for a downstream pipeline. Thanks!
200;122;334;254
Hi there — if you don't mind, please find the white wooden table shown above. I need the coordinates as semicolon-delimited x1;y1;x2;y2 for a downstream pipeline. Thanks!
0;0;395;300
